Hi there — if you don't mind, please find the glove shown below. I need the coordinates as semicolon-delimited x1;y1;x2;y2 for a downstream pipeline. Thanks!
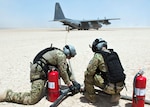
72;81;81;92
69;85;76;95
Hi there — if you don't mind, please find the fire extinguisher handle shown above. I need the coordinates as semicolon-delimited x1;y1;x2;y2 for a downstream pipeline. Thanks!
50;88;70;107
138;69;144;75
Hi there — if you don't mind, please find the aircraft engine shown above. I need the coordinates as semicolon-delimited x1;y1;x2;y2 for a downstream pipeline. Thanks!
103;20;111;25
98;22;102;28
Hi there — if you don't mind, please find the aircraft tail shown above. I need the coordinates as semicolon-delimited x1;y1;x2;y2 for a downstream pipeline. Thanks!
54;3;65;21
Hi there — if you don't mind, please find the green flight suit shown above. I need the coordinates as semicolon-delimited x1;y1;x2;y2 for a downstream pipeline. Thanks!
5;49;74;105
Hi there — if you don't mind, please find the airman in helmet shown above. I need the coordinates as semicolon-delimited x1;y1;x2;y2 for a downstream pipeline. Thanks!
0;44;80;105
83;38;125;104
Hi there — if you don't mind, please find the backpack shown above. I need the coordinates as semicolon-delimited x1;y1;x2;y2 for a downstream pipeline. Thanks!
96;49;126;84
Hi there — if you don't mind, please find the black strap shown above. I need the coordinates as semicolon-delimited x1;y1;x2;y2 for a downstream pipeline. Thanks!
35;56;49;72
114;83;117;93
30;77;43;82
41;56;49;65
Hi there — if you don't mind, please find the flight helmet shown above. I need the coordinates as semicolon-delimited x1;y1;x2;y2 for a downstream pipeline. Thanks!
63;45;76;57
92;38;107;52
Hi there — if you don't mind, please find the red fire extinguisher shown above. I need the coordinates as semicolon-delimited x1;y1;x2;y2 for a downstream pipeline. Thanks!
132;69;147;107
48;69;60;102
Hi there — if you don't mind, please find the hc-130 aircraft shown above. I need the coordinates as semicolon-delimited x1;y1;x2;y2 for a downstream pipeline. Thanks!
53;2;120;30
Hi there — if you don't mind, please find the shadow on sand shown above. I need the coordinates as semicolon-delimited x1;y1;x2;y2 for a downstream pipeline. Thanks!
80;91;132;107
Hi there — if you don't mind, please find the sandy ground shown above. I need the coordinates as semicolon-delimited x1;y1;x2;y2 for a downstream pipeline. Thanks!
0;28;150;107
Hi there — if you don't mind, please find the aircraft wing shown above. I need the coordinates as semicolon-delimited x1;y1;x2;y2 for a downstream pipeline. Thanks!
81;18;120;25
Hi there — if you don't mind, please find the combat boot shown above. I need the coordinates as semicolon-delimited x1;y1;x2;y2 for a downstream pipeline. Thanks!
84;93;96;103
0;90;7;102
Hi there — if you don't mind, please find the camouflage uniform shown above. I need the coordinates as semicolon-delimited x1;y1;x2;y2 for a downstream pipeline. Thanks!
5;49;74;105
84;53;124;102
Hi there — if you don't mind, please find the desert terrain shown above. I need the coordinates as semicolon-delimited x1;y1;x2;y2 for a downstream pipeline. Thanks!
0;28;150;107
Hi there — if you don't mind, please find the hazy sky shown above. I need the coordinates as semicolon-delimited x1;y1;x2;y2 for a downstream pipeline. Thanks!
0;0;150;28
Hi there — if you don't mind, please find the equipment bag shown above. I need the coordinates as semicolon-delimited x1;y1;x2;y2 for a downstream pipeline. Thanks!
97;49;126;83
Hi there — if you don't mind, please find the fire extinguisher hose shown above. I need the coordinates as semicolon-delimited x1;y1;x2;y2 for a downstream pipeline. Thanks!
50;88;71;107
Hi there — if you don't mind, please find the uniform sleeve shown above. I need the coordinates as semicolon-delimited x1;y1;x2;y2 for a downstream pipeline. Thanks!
97;54;107;73
57;53;71;85
85;55;99;76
